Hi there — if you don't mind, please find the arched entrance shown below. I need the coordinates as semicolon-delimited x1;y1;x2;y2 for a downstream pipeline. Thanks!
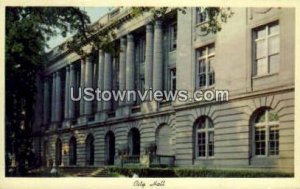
105;131;115;165
128;128;140;156
55;138;62;166
86;134;94;165
155;124;174;155
69;136;77;166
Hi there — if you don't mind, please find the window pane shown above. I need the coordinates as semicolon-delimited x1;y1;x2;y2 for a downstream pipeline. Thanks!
269;126;279;155
268;35;280;55
256;27;266;39
208;131;214;157
268;110;279;122
199;59;206;73
269;54;279;73
208;45;215;55
269;23;279;35
255;110;267;123
256;58;268;76
198;132;206;157
256;40;266;59
255;127;266;155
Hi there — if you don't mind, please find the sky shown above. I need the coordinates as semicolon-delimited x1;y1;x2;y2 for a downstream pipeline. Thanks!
46;7;111;52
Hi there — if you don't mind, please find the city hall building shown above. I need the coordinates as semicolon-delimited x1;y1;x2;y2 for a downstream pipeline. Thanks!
32;7;295;172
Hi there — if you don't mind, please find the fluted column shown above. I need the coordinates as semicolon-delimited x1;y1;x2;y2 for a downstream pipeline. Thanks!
153;20;163;91
51;73;56;123
103;52;112;111
55;71;62;122
119;37;127;106
69;64;76;119
84;56;93;116
145;24;154;91
97;50;105;112
43;78;49;125
126;34;135;105
80;59;85;116
64;66;70;119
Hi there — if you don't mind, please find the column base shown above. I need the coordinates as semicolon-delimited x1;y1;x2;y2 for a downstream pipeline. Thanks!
77;116;88;125
141;101;158;114
116;105;131;117
95;111;107;122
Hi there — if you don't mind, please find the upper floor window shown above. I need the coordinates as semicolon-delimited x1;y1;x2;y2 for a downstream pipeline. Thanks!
194;116;214;158
169;23;177;51
253;21;280;76
170;68;176;94
252;108;279;156
196;7;208;24
196;44;215;88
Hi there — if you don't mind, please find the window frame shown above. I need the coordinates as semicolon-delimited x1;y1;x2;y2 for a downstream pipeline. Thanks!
252;21;280;77
252;109;280;157
196;7;208;25
196;44;215;89
195;116;214;159
169;23;177;52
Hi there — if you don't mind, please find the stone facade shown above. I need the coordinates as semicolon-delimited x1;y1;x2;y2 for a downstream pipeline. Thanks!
32;7;295;173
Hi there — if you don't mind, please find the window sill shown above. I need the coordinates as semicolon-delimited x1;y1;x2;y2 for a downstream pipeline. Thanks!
252;72;278;79
195;21;209;28
195;85;215;91
252;155;279;159
195;156;215;160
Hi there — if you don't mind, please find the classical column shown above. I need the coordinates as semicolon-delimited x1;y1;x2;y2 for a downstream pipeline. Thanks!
153;20;163;91
55;71;62;122
80;59;85;116
103;52;112;111
84;55;93;116
43;78;49;125
97;50;105;112
119;37;126;106
51;73;56;123
125;34;135;104
145;24;154;91
69;64;76;119
64;66;70;120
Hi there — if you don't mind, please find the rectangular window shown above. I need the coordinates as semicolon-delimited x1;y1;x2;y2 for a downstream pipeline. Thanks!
196;7;208;24
140;37;146;63
196;44;215;88
170;68;176;94
169;23;177;51
253;21;280;76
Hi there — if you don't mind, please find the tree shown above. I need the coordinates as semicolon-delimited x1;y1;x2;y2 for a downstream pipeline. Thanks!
5;6;232;176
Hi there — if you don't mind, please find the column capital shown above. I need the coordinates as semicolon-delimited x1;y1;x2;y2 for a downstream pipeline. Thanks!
155;20;162;28
70;64;75;70
146;24;153;31
120;37;126;45
127;34;134;42
86;55;93;63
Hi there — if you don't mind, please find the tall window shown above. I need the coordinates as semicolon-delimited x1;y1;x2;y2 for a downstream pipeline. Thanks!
253;108;279;156
195;116;214;158
196;7;208;24
253;21;280;76
169;23;177;51
196;44;215;88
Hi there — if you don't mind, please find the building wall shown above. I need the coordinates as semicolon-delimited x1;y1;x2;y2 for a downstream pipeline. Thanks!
33;7;295;173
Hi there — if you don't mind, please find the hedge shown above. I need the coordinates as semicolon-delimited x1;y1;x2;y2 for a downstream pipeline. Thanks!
104;167;293;178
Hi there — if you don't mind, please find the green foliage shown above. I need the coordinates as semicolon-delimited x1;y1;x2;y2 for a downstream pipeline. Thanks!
104;167;293;178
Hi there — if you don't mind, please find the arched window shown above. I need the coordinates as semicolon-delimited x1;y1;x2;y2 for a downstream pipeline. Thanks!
128;128;140;156
69;136;77;165
85;134;94;166
252;108;279;156
194;116;214;158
